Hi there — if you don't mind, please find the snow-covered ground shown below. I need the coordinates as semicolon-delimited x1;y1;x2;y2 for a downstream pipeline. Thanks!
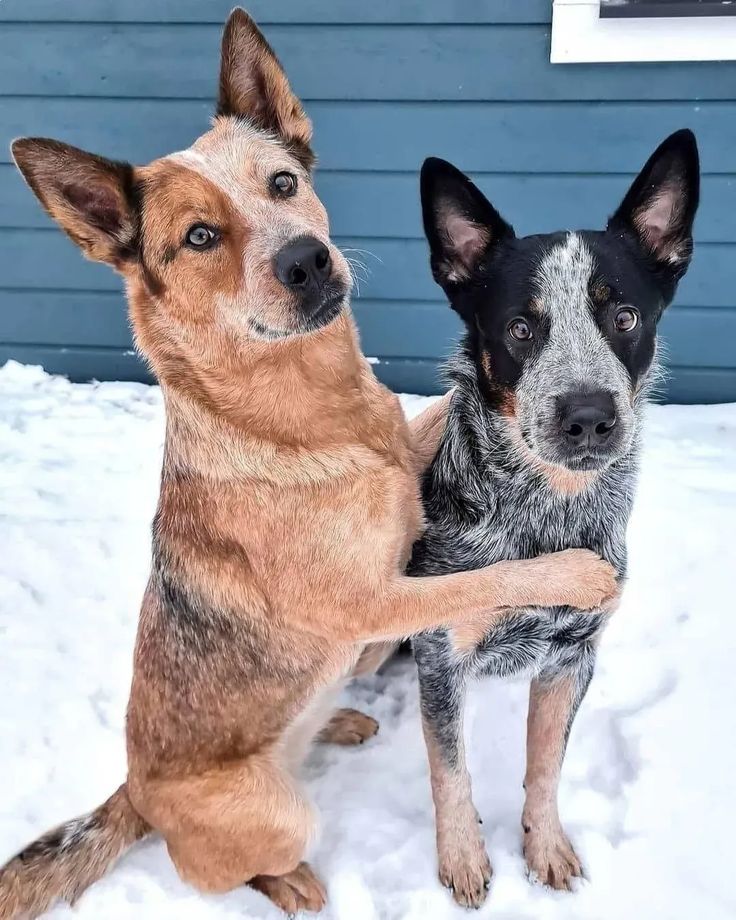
1;359;735;920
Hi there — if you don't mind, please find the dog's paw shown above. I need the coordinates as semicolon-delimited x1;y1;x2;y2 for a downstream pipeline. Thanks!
318;708;379;745
524;826;584;892
438;831;493;909
542;549;619;611
250;862;327;915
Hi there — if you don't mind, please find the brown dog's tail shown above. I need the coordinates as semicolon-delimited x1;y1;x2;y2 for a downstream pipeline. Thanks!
0;784;150;919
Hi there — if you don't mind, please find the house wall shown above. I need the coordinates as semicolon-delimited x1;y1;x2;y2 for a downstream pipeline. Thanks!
1;0;734;401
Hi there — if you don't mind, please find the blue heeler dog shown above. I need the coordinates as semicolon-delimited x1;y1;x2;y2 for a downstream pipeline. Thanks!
410;130;700;907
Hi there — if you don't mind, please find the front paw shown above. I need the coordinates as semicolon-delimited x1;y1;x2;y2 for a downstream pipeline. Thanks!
524;824;584;891
438;826;493;909
540;549;619;611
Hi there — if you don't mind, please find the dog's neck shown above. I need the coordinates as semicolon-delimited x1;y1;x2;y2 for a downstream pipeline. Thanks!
135;307;395;479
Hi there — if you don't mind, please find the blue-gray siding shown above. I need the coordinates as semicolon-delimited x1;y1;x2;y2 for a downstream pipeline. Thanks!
1;0;735;401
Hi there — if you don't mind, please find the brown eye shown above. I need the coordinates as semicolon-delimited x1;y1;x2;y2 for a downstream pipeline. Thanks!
271;172;297;197
508;318;533;342
185;224;218;250
614;307;639;333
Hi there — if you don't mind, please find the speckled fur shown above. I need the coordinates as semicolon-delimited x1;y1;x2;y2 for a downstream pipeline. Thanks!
410;319;639;761
412;131;700;904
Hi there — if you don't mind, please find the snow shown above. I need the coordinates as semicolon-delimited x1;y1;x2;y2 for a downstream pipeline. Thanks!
1;359;735;920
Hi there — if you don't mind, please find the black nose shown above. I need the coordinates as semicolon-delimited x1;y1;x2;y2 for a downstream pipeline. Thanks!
558;392;617;448
273;236;331;295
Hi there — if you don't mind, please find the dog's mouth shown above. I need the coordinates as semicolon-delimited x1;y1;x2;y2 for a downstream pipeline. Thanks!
300;282;347;332
247;281;347;341
558;450;614;472
519;417;633;474
531;431;632;473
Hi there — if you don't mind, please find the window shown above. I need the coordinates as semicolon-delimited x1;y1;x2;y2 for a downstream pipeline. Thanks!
551;0;736;62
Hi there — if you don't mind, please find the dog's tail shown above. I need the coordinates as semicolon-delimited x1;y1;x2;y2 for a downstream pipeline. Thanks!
0;784;150;919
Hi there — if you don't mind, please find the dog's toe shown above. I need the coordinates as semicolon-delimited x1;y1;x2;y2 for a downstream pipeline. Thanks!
439;844;492;909
524;827;584;892
250;862;326;914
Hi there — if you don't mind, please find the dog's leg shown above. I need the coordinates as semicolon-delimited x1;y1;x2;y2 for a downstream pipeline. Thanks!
130;757;325;914
314;642;391;747
415;636;491;909
293;550;617;645
522;645;596;891
351;640;399;676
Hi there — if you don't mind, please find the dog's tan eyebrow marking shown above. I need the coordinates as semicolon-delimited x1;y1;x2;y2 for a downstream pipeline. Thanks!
590;282;611;306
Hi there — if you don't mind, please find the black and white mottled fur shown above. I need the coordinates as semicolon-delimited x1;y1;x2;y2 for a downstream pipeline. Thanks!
410;130;700;906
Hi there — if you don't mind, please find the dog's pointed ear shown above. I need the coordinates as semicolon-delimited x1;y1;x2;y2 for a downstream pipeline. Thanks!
12;137;138;269
420;157;514;293
608;129;699;274
217;8;314;169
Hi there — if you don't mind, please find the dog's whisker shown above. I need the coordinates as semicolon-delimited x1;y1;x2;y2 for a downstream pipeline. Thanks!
343;258;368;296
343;254;370;276
340;247;383;266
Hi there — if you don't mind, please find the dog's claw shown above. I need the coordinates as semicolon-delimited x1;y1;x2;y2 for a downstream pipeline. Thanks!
524;826;584;892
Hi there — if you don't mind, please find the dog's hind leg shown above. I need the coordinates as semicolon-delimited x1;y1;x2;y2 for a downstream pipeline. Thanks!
522;644;596;891
317;708;379;745
414;635;491;909
130;756;324;914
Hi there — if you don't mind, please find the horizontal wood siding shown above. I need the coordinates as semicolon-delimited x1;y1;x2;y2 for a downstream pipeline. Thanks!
1;1;734;401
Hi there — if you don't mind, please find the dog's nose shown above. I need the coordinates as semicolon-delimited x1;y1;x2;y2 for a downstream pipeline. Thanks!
558;392;617;447
273;236;331;295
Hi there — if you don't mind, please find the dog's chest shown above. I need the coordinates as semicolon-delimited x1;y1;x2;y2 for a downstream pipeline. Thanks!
478;479;628;569
413;460;634;678
420;469;629;572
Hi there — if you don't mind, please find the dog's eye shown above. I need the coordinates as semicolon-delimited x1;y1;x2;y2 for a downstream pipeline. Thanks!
271;172;298;197
508;318;533;342
185;224;219;250
614;307;639;333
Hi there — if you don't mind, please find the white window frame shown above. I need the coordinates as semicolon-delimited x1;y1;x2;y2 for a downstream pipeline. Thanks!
551;0;736;63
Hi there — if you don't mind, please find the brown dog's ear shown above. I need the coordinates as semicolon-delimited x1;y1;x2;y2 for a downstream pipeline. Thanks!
11;137;138;269
217;8;314;169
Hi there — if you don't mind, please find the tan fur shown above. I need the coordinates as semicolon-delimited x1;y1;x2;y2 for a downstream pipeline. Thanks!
423;717;491;909
4;9;618;916
250;863;326;915
317;708;380;746
522;596;618;890
409;389;455;474
521;675;585;891
528;295;545;316
450;552;615;655
538;463;597;495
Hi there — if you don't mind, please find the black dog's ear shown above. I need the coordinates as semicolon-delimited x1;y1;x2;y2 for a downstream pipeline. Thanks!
608;129;699;275
420;157;514;291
